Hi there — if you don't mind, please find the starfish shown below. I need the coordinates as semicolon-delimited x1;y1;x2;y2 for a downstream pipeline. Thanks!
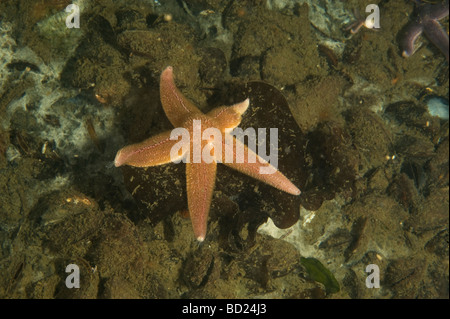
401;0;449;61
115;66;300;242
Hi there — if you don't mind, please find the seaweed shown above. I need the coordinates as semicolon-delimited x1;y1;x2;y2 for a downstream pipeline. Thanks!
300;257;340;294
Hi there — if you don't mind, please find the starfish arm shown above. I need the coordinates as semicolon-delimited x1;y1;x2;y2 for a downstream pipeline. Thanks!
423;19;449;62
114;130;187;168
207;98;250;132
401;21;424;57
186;161;217;242
160;66;203;127
219;134;301;196
421;0;449;21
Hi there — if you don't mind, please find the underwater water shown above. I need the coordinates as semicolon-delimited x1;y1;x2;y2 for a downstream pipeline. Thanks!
0;0;448;299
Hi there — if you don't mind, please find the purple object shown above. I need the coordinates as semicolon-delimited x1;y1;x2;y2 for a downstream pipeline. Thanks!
401;0;449;61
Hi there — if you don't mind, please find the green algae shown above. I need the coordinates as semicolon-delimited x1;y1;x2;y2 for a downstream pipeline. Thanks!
301;257;340;294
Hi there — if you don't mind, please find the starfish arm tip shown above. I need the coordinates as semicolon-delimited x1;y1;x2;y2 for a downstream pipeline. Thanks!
196;236;205;242
282;180;301;195
234;98;250;115
114;150;124;167
402;50;411;58
161;66;174;81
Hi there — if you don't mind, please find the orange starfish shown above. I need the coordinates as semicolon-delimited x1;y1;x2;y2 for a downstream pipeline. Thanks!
115;66;300;241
